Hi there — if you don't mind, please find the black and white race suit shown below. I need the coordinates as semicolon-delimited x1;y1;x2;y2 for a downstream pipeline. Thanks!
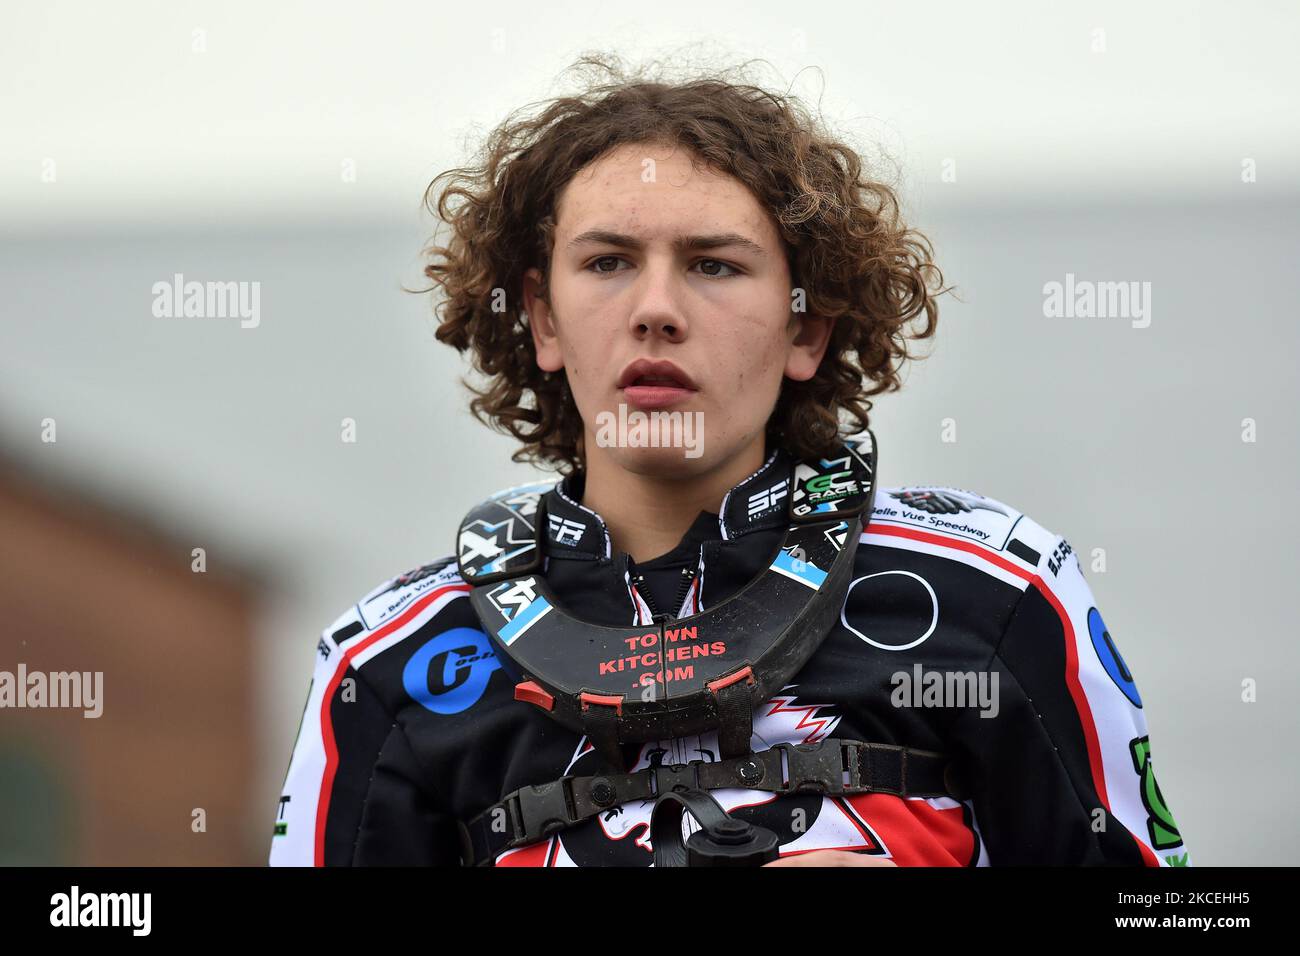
269;447;1190;867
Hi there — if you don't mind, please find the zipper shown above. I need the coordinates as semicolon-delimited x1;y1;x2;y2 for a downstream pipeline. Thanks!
629;562;699;623
669;564;698;617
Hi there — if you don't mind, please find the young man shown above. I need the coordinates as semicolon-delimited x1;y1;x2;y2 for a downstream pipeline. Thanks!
269;58;1189;867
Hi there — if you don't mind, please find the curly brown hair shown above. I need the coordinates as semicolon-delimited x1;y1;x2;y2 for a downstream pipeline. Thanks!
419;53;946;474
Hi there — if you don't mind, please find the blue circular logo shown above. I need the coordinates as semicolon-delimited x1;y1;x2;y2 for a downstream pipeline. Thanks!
402;628;501;715
1088;607;1141;708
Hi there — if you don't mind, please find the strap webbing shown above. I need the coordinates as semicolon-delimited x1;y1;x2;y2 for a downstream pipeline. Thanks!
580;700;625;769
714;679;754;759
457;737;968;866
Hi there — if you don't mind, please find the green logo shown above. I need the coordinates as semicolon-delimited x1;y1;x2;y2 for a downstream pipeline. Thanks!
1130;736;1182;850
805;471;855;500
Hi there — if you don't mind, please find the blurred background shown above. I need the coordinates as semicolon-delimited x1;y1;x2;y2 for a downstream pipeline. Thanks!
1;1;1296;865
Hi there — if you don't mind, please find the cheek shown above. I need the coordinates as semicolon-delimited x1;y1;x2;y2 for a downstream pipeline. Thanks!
558;338;612;417
555;303;618;376
561;337;603;387
735;308;794;377
709;336;785;403
741;340;788;390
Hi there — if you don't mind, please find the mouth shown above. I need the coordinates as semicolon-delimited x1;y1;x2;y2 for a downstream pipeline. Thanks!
617;359;698;410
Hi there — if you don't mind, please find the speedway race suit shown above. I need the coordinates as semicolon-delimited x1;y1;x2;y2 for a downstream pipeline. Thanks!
268;447;1190;866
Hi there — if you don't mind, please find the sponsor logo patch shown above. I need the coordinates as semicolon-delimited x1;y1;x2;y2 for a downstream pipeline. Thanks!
402;628;501;715
357;560;463;631
871;488;1023;551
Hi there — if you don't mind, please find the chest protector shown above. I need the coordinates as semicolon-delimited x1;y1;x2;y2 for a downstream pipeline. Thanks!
454;432;967;865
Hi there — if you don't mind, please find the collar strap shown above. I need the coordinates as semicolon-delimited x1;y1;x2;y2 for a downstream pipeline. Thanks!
456;737;968;866
541;447;798;562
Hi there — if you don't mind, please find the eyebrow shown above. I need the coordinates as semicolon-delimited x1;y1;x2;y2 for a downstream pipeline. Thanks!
565;229;769;258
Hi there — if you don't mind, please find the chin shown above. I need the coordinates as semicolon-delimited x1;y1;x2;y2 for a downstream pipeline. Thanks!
610;443;712;477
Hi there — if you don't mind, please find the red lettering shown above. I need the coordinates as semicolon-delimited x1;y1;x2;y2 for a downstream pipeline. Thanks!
599;660;617;675
710;641;726;655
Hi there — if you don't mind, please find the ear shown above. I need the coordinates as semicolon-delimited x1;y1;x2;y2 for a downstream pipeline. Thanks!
523;267;564;373
783;313;834;382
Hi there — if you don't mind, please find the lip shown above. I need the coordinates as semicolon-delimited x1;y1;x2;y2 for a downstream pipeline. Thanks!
616;358;698;391
621;384;695;410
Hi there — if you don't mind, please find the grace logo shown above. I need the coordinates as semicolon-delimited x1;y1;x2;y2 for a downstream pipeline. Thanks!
804;471;856;502
402;628;501;715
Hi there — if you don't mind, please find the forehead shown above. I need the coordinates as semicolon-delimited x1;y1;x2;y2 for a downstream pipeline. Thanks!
553;142;777;241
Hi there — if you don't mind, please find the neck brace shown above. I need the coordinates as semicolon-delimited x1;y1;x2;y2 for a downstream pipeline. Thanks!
456;431;878;767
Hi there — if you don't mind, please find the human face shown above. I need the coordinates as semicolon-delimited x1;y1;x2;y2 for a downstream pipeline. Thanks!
524;141;832;477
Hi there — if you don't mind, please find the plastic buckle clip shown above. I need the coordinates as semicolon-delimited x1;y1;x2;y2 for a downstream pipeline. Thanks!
650;762;701;798
778;740;848;795
515;775;577;842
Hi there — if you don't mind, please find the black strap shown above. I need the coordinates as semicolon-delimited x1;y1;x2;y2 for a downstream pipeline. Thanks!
714;679;754;759
457;737;968;866
648;789;734;868
581;700;625;770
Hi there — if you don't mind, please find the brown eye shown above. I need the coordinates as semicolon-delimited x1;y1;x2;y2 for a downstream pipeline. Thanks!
696;258;740;278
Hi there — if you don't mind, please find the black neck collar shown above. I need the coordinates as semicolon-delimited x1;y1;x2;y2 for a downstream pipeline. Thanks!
541;447;795;563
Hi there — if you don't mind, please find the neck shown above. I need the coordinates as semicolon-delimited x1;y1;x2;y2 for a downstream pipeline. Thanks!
579;435;766;564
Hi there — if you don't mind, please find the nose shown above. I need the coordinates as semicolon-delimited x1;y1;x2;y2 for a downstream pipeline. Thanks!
626;262;689;342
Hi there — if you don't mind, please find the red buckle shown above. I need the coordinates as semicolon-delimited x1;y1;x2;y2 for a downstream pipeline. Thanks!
707;666;755;694
579;692;623;716
514;680;555;711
